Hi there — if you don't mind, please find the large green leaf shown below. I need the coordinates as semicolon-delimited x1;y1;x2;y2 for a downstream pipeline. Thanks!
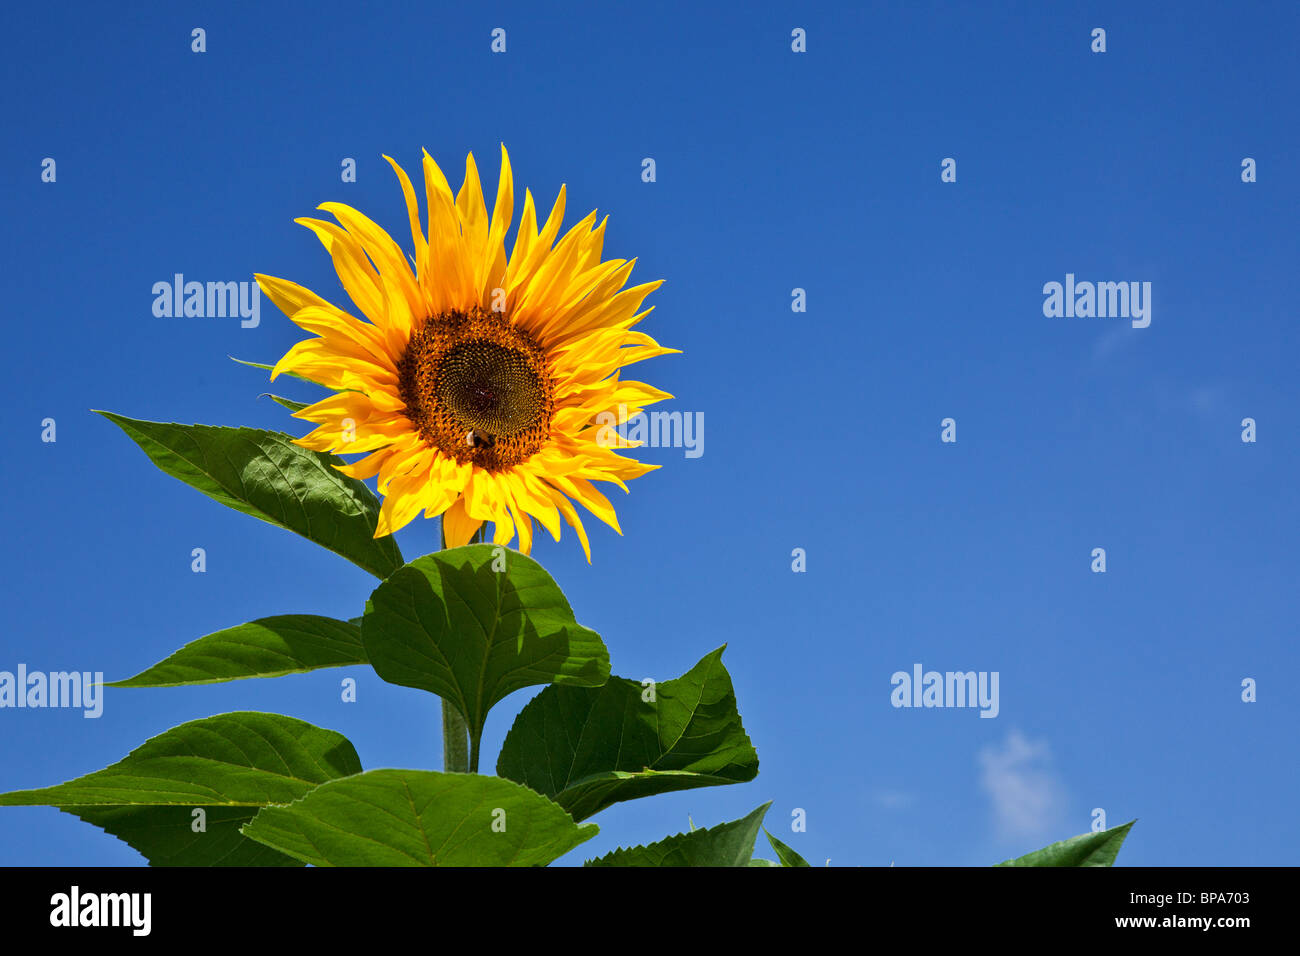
496;646;757;820
0;711;362;807
361;545;609;767
585;803;771;867
242;769;597;866
95;412;403;579
995;821;1136;867
109;615;366;688
66;805;303;867
0;712;362;867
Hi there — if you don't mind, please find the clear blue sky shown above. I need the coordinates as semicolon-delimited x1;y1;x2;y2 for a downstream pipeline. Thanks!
2;0;1297;866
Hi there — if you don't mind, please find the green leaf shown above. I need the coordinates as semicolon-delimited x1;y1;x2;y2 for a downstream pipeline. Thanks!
241;769;597;866
0;712;362;807
585;802;771;867
995;821;1136;867
263;393;311;413
361;544;609;766
0;712;362;867
496;646;757;820
765;828;812;867
95;412;403;579
108;615;367;688
748;858;780;867
66;805;303;867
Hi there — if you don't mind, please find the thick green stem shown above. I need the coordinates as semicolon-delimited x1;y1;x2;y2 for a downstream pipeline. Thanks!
439;519;484;773
441;700;470;773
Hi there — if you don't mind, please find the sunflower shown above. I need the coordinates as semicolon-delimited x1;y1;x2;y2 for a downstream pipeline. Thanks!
254;146;675;561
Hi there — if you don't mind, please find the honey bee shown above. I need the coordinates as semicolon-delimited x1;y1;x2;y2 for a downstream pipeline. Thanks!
465;429;495;449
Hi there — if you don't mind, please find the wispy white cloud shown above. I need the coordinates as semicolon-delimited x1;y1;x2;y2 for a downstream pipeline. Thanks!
978;730;1064;839
871;788;915;810
1187;384;1227;415
1151;380;1229;422
1091;323;1140;361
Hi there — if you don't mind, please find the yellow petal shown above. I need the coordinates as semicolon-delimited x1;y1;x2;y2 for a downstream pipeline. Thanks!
478;144;514;304
508;470;560;542
255;273;339;321
423;150;473;311
318;201;423;319
271;338;395;392
545;484;591;563
455;152;490;294
512;505;534;555
507;185;567;299
374;472;427;537
286;306;394;372
376;444;431;496
333;445;400;480
382;155;429;285
512;188;540;271
442;496;482;547
295;218;385;324
550;475;622;534
490;507;515;547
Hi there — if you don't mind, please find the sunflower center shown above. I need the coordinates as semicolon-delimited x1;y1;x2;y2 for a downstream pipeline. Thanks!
436;340;547;436
398;308;554;471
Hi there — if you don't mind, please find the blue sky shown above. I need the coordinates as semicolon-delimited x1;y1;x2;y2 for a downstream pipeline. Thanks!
2;0;1297;866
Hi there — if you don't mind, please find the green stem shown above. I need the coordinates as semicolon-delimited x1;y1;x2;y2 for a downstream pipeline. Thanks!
441;700;470;774
439;519;484;773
